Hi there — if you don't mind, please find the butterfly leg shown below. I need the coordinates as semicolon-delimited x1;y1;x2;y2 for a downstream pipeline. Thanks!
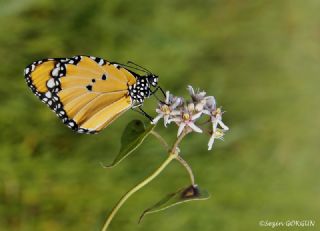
158;86;166;98
151;86;166;98
150;86;167;104
131;106;154;122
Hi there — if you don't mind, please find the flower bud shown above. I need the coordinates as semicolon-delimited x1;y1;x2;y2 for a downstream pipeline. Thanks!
187;103;195;112
195;99;206;112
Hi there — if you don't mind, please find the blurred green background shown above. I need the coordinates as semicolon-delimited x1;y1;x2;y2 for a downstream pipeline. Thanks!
0;0;319;230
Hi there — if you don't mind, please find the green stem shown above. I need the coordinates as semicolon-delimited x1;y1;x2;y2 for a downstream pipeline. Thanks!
101;130;189;231
101;154;176;231
151;131;195;184
175;155;195;185
150;130;169;151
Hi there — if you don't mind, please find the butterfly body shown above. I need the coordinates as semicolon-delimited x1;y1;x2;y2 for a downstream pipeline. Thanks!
24;55;158;134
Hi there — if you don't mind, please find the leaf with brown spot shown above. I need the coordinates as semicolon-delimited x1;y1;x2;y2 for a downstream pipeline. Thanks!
139;185;210;223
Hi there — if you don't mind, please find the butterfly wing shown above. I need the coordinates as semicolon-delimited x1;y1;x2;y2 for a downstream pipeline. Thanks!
24;56;136;134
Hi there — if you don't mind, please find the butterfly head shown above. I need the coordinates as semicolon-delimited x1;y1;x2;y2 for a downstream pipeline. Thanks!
147;74;158;87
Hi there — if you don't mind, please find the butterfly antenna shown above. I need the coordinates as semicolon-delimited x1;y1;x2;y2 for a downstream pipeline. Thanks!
127;61;152;74
111;62;147;74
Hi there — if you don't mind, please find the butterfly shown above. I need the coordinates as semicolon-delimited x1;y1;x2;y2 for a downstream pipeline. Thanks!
24;55;160;134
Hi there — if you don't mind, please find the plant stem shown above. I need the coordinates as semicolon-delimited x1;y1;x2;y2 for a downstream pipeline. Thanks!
175;155;195;185
101;130;188;231
171;129;189;154
101;154;175;231
150;130;169;151
148;130;195;184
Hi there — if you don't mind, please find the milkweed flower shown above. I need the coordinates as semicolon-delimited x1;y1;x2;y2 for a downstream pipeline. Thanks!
203;103;229;150
152;86;229;150
169;107;203;137
152;92;183;127
208;128;225;151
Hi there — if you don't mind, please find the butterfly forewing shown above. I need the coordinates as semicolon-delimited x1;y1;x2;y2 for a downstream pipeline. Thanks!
24;55;136;134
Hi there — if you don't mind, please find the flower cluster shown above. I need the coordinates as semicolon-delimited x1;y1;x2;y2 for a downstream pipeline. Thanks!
152;86;229;150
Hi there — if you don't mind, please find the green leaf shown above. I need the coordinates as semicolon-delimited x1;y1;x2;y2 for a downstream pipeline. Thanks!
139;185;210;223
102;120;155;168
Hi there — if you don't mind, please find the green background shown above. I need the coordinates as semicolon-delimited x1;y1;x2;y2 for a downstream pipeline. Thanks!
0;0;319;230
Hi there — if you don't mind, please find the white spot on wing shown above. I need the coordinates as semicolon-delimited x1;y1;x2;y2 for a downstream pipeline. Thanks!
47;78;55;88
52;68;59;77
45;91;52;98
25;68;30;75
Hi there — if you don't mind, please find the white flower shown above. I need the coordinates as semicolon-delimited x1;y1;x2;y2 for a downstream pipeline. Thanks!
170;109;203;137
188;86;216;113
211;108;229;132
203;96;216;112
195;99;206;112
208;128;225;150
187;85;207;102
206;108;229;150
152;91;182;127
152;86;229;150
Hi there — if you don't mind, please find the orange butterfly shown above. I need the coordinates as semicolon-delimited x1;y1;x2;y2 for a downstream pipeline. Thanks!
24;55;159;134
